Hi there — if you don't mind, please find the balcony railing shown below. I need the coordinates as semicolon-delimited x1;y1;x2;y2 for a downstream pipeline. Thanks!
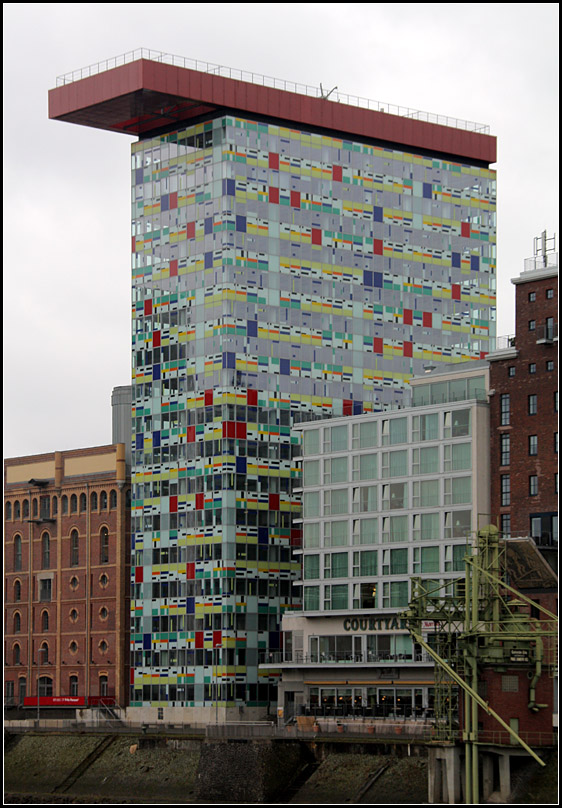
536;323;558;343
261;650;433;665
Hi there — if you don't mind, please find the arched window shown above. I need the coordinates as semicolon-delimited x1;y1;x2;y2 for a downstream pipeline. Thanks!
100;491;108;510
14;535;22;571
41;610;49;632
32;499;38;518
69;675;79;697
91;491;98;510
99;675;108;698
38;676;52;697
14;612;21;633
61;495;68;514
40;642;49;665
14;501;21;519
22;499;29;518
18;678;26;704
52;497;58;516
41;533;51;569
109;489;117;509
100;527;109;564
79;493;87;512
6;502;12;520
70;494;78;513
70;529;79;567
14;580;21;602
13;643;21;665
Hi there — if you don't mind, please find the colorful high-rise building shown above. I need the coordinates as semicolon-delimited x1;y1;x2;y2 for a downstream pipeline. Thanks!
49;51;497;721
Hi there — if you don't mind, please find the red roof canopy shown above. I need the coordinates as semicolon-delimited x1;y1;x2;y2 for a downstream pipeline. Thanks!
49;59;496;164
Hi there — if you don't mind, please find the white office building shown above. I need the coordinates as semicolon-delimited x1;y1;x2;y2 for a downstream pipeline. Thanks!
266;362;491;721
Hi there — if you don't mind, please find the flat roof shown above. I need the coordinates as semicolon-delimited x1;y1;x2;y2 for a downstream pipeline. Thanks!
49;57;496;165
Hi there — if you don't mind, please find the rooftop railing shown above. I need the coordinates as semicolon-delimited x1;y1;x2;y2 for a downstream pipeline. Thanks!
55;48;490;134
523;252;559;273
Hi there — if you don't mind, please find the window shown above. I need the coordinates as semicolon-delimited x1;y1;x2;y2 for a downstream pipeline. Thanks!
91;491;98;510
352;517;377;546
323;425;347;453
303;492;320;518
6;502;12;520
381;450;407;478
412;446;439;474
13;644;21;666
61;495;68;514
413;546;439;574
41;533;50;569
500;513;511;537
382;482;407;510
41;610;49;632
40;643;49;665
14;535;22;571
39;579;52;602
325;488;349;516
412;413;439;442
555;432;558;454
352;550;377;577
382;515;408;543
382;581;409;609
79;493;87;512
303;523;320;548
500;395;510;426
14;501;21;519
303;555;320;580
100;491;108;510
69;676;79;697
444;511;471;539
546;288;554;299
413;479;440;508
324;520;348;547
546;360;554;371
303;429;319;456
529;320;536;331
528;291;536;302
382;417;408;446
444;443;471;471
508;366;515;378
444;477;471;505
528;395;537;415
14;580;21;601
529;363;536;374
70;530;79;567
529;435;538;456
324;457;347;484
501;475;510;506
303;460;320;487
38;676;52;697
14;612;21;633
413;512;439;541
70;494;77;513
324;552;348;579
304;586;320;610
546;317;554;339
382;548;408;575
500;434;510;466
352;485;377;513
110;490;117;509
100;527;109;564
352;452;377;481
323;584;348;611
352;421;377;449
529;475;538;496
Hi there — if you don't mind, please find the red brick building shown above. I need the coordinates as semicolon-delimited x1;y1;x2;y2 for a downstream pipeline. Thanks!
4;445;131;713
488;241;558;554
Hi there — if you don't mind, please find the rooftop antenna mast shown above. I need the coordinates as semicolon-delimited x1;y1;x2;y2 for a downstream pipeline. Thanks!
319;83;338;100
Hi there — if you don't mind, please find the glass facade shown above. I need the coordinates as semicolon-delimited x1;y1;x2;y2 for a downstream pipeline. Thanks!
129;114;496;709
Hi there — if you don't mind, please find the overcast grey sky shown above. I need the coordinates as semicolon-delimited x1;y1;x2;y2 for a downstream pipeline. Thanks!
3;3;559;459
